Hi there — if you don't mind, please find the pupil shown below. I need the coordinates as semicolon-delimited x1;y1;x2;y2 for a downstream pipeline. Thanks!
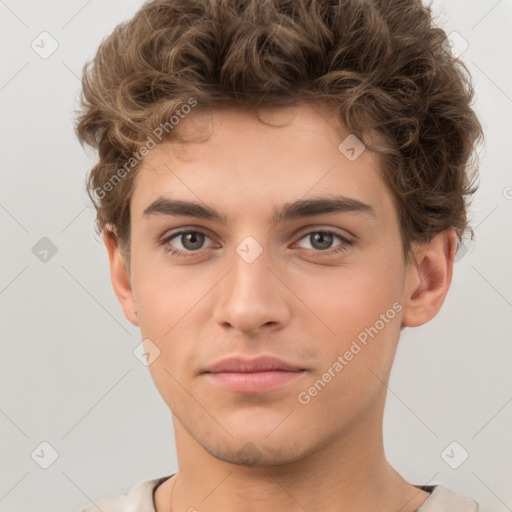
183;232;204;250
311;232;333;250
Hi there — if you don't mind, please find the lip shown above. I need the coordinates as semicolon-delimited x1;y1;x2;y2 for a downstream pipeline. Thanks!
205;355;304;373
202;355;307;393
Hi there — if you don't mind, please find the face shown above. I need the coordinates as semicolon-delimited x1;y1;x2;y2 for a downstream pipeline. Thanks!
107;103;452;466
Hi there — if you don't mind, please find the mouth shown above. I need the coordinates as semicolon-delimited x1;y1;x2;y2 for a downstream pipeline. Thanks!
202;355;307;393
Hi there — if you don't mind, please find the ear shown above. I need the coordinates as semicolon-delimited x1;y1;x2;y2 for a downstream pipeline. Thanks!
103;230;139;327
401;229;458;328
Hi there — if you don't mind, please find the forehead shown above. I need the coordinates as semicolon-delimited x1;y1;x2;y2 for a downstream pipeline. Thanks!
131;103;396;227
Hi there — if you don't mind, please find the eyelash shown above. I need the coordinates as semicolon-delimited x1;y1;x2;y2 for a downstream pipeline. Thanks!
160;228;353;259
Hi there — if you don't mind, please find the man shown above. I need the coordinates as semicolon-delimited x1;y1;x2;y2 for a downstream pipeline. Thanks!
74;0;483;510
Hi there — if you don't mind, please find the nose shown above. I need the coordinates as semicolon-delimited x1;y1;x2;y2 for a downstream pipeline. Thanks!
213;243;291;336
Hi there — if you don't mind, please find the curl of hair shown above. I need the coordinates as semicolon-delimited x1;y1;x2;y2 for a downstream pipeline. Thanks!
74;0;483;261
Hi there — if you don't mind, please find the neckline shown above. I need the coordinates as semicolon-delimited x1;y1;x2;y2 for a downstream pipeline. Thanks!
152;476;437;512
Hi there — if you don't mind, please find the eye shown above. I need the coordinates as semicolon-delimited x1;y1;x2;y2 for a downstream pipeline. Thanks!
160;227;353;259
161;229;215;257
295;230;352;254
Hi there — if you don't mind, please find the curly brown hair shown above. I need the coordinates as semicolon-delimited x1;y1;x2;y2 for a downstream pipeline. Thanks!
74;0;483;263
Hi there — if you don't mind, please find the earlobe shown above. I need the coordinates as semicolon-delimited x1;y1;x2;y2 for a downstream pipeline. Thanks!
103;230;139;327
401;229;458;328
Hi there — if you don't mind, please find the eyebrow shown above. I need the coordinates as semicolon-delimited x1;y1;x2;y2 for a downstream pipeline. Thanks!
142;195;376;225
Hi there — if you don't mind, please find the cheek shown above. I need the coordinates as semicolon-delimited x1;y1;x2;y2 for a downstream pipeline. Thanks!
296;271;402;422
131;256;213;387
131;252;210;334
308;258;403;373
309;263;400;330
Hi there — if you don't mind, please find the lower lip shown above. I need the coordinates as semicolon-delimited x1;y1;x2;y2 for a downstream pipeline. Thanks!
205;370;306;393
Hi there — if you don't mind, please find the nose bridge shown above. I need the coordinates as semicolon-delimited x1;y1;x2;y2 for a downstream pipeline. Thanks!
213;235;289;333
232;236;269;297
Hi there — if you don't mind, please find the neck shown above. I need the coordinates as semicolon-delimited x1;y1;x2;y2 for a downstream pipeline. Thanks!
155;400;429;512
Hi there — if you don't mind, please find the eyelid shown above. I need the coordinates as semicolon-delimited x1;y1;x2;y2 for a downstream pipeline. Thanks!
293;225;354;242
160;225;354;255
161;225;214;240
161;226;217;246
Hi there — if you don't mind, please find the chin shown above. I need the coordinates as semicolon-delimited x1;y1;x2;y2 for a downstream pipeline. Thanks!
200;435;313;467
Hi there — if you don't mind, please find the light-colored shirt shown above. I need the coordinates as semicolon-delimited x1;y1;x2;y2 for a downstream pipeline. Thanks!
77;475;480;512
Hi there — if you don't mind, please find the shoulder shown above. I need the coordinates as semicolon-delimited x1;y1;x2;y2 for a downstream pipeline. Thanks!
76;475;174;512
417;485;479;512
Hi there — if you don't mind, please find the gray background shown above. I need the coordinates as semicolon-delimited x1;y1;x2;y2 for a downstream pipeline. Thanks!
0;1;511;511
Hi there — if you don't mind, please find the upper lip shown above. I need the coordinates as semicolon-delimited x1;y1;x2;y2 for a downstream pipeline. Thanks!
203;355;304;373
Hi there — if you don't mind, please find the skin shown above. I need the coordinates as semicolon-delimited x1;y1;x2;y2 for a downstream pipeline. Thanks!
104;103;457;512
